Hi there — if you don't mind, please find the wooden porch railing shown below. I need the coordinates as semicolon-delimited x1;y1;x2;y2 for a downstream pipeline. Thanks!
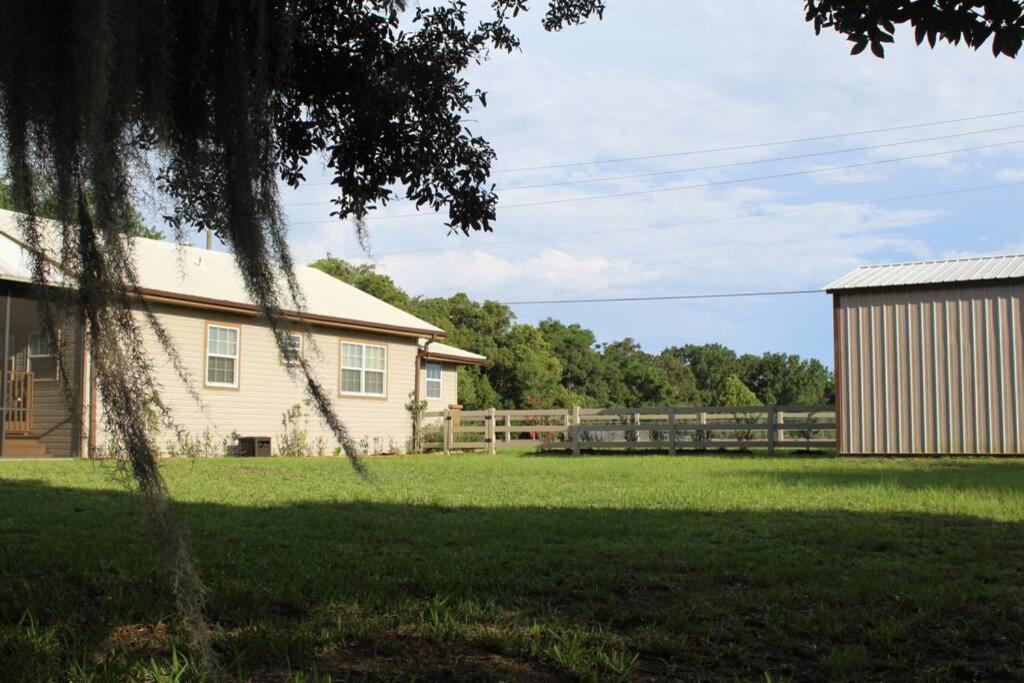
4;371;33;434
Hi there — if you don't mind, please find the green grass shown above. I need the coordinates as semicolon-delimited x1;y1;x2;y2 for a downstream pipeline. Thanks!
4;451;1024;680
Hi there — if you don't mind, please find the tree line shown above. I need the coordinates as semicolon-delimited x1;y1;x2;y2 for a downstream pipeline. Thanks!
311;257;835;410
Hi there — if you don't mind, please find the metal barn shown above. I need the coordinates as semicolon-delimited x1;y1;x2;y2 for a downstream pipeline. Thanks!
827;254;1024;455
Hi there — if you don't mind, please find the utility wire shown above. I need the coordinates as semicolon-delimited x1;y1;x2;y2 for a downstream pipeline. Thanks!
496;123;1024;191
283;121;1024;205
491;109;1024;173
367;180;1024;258
501;289;823;306
290;137;1024;224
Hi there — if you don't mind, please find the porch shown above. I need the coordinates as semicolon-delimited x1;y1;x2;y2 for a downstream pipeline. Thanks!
0;289;85;458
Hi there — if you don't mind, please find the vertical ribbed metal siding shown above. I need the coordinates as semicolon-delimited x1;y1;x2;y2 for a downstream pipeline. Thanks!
837;283;1024;454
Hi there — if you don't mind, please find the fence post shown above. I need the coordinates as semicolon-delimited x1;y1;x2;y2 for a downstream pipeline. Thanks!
778;410;785;445
699;411;707;448
488;407;497;454
443;409;451;455
573;405;581;426
767;405;776;455
572;424;581;456
668;407;677;456
505;413;511;444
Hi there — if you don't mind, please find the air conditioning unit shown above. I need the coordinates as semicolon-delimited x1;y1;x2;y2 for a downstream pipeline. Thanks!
238;436;271;457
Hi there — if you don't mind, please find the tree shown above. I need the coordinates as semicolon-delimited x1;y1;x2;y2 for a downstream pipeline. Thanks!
538;319;605;398
655;353;701;406
739;353;834;406
721;375;760;408
0;0;604;663
310;256;411;309
0;174;164;239
601;339;675;407
664;344;739;405
805;1;1024;58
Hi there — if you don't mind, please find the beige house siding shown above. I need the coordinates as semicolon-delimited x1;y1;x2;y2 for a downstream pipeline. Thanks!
835;282;1024;454
93;303;428;455
421;362;459;412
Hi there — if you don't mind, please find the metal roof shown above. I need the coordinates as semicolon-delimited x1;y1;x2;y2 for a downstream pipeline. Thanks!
0;209;454;339
825;253;1024;291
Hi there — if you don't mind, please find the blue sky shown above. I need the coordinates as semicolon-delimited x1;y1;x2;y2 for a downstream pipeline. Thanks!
272;1;1024;368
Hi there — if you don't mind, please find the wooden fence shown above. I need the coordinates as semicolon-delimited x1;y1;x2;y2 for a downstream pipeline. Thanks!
420;405;836;454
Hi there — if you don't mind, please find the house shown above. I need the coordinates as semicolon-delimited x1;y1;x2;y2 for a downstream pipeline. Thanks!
826;253;1024;455
0;209;486;458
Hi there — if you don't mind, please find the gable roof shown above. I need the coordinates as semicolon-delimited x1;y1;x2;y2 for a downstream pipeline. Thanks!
0;209;446;339
826;252;1024;292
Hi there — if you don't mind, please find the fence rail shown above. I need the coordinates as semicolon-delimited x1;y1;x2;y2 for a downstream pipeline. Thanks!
420;405;836;454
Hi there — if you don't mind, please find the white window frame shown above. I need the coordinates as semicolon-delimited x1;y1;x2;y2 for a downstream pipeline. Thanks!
424;362;443;400
205;323;240;389
281;333;303;366
27;331;59;381
339;341;387;397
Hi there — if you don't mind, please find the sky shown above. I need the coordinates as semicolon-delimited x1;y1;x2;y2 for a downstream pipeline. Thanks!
272;2;1024;367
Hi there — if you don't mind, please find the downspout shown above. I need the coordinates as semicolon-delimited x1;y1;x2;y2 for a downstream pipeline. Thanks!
413;335;438;452
0;291;10;458
88;329;97;459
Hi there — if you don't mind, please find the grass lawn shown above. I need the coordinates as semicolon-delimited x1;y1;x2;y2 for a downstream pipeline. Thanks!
3;451;1024;681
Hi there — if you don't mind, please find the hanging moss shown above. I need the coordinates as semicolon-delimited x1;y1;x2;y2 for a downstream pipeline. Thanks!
0;0;604;668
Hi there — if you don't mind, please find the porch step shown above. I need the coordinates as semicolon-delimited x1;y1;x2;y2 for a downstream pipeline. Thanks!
3;437;48;458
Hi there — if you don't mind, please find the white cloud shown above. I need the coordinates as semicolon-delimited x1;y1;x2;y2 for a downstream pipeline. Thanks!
279;0;1024;362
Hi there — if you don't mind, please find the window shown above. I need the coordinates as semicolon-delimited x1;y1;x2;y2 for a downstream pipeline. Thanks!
281;333;302;366
340;341;386;396
206;324;239;387
425;362;442;400
27;332;58;380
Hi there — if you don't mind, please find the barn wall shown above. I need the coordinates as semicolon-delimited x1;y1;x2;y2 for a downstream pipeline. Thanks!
835;282;1024;454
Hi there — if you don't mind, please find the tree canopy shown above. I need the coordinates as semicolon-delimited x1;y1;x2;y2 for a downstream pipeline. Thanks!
0;0;604;662
805;0;1024;58
311;256;836;411
0;0;1012;666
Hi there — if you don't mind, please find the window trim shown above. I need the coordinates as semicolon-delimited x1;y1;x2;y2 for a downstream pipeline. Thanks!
204;322;241;390
424;361;443;401
280;332;303;367
338;340;388;399
27;330;59;382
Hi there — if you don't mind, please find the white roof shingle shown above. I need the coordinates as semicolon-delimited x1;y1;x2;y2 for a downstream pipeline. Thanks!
420;339;487;365
825;253;1024;292
0;209;447;338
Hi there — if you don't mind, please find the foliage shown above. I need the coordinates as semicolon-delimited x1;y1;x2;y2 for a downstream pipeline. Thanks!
0;0;603;662
6;454;1024;680
313;257;836;412
721;375;760;408
721;374;761;442
278;401;313;457
406;392;429;453
0;174;164;239
805;0;1024;58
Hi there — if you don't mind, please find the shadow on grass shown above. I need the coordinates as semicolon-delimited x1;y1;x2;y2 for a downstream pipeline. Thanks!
2;477;1024;680
525;447;836;459
757;460;1024;494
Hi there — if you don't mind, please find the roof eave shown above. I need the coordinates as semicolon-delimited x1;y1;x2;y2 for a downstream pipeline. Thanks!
423;351;489;366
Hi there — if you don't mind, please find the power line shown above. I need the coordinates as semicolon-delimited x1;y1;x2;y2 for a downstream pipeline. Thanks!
496;123;1024;191
296;137;1023;224
491;109;1024;173
501;289;823;306
287;109;1024;192
282;121;1024;205
366;180;1024;258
